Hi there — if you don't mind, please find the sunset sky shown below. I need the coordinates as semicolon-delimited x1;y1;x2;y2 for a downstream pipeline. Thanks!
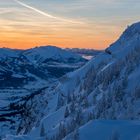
0;0;140;49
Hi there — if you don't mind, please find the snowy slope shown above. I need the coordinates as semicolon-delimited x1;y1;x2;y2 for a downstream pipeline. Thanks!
76;120;140;140
3;120;140;140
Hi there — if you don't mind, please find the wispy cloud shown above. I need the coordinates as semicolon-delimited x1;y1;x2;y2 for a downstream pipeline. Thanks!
13;0;83;24
0;8;13;15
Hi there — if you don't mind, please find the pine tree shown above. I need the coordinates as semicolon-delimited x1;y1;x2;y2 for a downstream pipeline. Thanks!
40;123;45;137
69;118;76;133
64;106;69;118
93;94;96;105
75;108;83;126
70;101;75;113
67;93;72;103
83;98;89;108
73;129;79;140
87;111;95;121
58;122;67;139
133;86;140;99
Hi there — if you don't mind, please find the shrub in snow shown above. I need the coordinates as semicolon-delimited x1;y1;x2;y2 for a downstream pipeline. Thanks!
110;130;120;140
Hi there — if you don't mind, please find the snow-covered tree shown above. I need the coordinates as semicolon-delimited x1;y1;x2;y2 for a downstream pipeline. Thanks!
75;108;83;126
64;106;69;118
58;122;66;139
73;129;79;140
40;123;45;137
70;101;75;114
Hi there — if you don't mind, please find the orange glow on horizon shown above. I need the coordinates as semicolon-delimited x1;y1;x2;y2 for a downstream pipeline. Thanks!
0;38;115;50
0;30;120;50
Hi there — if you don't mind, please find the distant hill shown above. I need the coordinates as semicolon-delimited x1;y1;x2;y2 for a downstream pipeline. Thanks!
23;46;86;64
66;48;103;59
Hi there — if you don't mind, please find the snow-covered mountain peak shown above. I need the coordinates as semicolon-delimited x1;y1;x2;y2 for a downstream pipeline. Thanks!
33;45;62;52
120;22;140;41
106;22;140;55
23;45;85;63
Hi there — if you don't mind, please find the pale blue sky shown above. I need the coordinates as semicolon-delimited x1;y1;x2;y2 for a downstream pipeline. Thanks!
0;0;140;49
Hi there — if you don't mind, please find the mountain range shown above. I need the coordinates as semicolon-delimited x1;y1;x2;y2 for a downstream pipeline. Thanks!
0;46;89;138
1;22;140;140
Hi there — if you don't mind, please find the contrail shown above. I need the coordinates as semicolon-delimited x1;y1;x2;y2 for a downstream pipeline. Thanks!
13;0;82;24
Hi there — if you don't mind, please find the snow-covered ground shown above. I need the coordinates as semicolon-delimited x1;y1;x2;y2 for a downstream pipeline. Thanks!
78;120;140;140
3;120;140;140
